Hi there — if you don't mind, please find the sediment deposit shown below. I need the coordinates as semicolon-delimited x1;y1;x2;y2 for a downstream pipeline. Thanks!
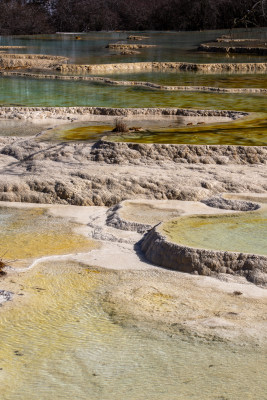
0;106;246;122
106;43;156;50
60;61;267;74
0;135;266;206
199;39;267;55
0;53;68;70
127;35;149;40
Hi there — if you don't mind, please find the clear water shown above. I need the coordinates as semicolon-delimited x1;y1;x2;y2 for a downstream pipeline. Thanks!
0;30;267;399
1;28;267;64
162;209;267;255
0;76;266;111
0;261;267;400
103;71;267;88
0;207;98;262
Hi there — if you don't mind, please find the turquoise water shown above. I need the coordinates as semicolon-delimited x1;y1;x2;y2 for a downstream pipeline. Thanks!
0;76;266;112
1;28;267;64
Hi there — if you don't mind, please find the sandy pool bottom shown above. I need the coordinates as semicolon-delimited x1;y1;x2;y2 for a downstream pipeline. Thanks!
0;261;267;400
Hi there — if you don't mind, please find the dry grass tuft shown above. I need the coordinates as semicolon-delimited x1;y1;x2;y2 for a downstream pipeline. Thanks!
112;119;129;133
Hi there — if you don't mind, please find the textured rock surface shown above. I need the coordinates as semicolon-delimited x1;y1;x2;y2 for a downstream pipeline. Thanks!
0;54;68;70
0;290;13;304
199;40;267;55
106;203;152;233
60;61;267;74
106;43;156;49
201;196;260;211
0;106;246;121
141;226;267;286
0;137;266;206
92;140;267;165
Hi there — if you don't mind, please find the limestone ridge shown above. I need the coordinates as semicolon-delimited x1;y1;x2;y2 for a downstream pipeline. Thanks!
0;138;266;206
106;204;152;233
1;71;266;94
60;61;267;74
0;106;247;120
91;140;267;165
201;196;261;211
141;225;267;286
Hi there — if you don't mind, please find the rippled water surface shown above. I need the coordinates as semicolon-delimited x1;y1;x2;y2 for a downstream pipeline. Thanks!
162;209;267;255
0;29;267;398
104;71;267;88
1;261;267;400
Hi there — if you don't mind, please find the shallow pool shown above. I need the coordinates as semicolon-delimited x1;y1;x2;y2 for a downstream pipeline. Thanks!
0;260;267;400
0;207;97;262
1;28;266;64
0;76;266;112
161;209;267;255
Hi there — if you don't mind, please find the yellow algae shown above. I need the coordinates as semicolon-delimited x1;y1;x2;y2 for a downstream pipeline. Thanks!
161;210;267;255
0;262;116;398
111;113;267;146
0;261;267;399
0;207;98;262
44;124;112;141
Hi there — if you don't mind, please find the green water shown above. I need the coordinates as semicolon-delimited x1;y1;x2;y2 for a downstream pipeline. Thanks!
42;122;113;141
162;209;267;255
0;76;266;112
1;28;266;64
42;114;267;146
103;71;267;88
111;114;267;145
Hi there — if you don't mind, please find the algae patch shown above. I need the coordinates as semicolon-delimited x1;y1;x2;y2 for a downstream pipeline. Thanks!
0;207;98;262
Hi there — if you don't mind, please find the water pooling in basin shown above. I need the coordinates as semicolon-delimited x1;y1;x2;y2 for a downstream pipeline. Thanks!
103;71;267;89
37;113;267;146
0;76;267;112
0;261;267;400
41;122;112;141
109;113;267;146
161;209;267;255
0;207;98;263
1;28;266;64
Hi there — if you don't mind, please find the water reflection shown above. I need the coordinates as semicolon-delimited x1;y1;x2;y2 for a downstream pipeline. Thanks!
1;28;267;64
